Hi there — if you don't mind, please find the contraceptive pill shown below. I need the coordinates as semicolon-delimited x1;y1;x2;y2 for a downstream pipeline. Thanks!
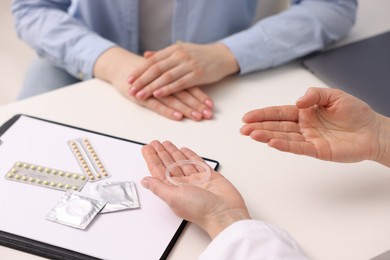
68;138;110;182
5;161;88;192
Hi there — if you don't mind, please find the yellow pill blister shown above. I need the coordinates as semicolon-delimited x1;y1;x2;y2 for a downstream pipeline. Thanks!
5;161;89;192
68;138;111;182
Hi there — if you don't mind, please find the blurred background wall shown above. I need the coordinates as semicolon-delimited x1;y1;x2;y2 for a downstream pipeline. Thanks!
0;0;34;106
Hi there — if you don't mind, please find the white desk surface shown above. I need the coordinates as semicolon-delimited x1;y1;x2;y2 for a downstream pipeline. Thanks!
1;1;389;259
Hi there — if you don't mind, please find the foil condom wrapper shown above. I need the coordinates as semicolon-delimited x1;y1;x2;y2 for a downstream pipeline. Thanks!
46;191;106;230
90;181;140;213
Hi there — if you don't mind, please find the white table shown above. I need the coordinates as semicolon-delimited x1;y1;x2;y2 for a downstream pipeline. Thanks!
1;1;389;259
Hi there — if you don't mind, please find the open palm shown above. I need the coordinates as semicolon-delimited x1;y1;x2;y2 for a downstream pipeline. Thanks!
141;140;250;238
240;88;381;163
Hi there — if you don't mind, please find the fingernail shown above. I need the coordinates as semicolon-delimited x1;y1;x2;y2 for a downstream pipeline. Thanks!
153;89;162;97
173;111;183;120
129;86;136;95
127;75;134;83
239;125;246;134
136;90;145;99
191;111;202;120
141;178;149;189
202;109;212;119
205;99;214;108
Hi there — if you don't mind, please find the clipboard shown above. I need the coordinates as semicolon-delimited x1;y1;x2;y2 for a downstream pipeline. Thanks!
0;114;219;260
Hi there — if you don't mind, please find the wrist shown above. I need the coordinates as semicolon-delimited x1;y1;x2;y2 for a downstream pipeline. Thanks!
202;209;250;239
212;43;240;77
375;114;390;167
93;46;143;83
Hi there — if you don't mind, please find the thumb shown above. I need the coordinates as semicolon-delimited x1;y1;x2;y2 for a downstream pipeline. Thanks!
141;177;175;203
296;87;335;109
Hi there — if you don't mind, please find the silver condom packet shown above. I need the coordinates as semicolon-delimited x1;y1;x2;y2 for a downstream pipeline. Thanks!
46;191;106;230
90;181;140;213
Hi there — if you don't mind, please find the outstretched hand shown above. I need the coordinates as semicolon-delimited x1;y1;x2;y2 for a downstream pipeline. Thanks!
141;140;250;239
240;87;385;164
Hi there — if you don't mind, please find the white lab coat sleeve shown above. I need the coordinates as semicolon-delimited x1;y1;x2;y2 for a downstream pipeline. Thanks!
199;219;309;260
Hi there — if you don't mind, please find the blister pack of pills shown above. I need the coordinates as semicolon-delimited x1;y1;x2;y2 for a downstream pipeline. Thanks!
68;138;111;182
5;161;88;192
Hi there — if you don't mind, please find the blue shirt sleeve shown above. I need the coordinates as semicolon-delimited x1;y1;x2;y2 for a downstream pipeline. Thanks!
12;0;116;80
12;0;357;80
221;0;358;74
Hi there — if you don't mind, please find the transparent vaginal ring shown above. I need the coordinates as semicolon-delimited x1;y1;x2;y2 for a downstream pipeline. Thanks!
165;160;211;186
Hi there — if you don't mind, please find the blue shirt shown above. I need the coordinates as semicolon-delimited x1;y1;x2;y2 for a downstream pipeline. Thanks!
12;0;357;80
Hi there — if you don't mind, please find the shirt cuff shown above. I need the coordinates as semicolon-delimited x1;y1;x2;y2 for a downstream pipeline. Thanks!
68;35;117;80
199;219;308;260
220;25;275;75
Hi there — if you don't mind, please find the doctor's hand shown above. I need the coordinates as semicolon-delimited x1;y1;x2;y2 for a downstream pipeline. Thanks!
141;140;250;239
240;87;390;167
93;47;213;121
127;42;239;101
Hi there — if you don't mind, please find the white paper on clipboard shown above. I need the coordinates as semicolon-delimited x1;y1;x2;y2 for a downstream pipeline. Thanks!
0;114;219;260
